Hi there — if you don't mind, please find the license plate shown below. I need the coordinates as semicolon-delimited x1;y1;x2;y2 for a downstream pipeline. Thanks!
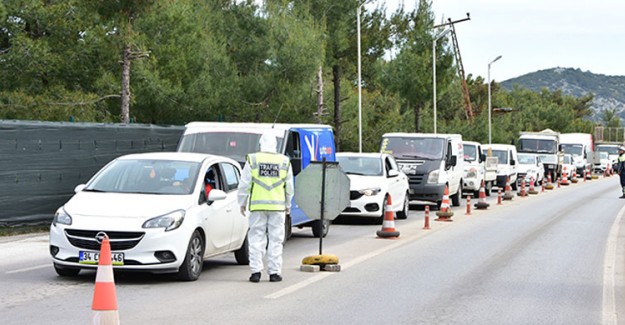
79;251;124;266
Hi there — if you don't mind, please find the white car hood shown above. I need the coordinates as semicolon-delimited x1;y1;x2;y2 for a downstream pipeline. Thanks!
347;174;387;191
64;192;193;218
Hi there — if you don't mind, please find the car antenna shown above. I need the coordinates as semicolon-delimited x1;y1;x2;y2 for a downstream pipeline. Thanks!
271;104;284;129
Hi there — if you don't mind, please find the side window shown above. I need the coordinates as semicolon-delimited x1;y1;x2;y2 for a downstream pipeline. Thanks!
285;131;303;176
388;156;399;171
385;157;393;173
220;163;240;192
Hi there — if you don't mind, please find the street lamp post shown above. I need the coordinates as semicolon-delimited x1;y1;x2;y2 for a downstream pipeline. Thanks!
432;28;452;134
488;55;502;144
357;5;362;152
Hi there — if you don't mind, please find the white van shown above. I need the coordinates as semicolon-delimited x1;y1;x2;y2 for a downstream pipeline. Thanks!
462;141;496;197
380;133;464;208
482;144;518;190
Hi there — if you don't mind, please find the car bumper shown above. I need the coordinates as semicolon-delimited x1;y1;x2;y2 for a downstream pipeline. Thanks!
463;177;481;191
49;223;190;273
408;183;445;203
341;194;384;217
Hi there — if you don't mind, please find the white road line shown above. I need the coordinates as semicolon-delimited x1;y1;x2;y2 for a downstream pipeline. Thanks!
265;236;417;299
602;203;624;325
6;264;49;274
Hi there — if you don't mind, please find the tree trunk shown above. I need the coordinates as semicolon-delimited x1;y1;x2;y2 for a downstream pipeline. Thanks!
333;65;341;151
413;103;421;132
120;45;131;124
316;66;324;124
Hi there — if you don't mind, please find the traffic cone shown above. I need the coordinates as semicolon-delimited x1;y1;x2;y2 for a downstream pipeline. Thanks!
586;167;593;180
528;177;538;195
497;187;502;205
423;205;431;230
90;235;120;325
376;195;400;238
518;177;526;197
571;170;578;183
545;174;554;190
541;179;545;192
435;185;454;221
561;171;569;185
583;169;587;182
557;176;561;188
503;177;514;200
474;180;490;209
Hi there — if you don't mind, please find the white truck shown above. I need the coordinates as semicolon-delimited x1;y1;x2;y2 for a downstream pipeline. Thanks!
518;129;563;181
560;133;594;176
462;141;497;197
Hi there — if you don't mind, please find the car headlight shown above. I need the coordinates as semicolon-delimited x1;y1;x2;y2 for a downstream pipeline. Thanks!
358;187;381;196
427;169;440;184
143;210;185;231
52;208;72;226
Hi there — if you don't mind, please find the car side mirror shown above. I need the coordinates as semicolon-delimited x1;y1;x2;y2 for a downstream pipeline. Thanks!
447;156;457;168
388;169;400;178
207;189;227;202
510;159;516;166
480;153;486;163
74;184;86;193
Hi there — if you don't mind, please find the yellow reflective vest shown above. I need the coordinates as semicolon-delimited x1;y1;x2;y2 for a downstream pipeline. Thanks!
247;152;291;211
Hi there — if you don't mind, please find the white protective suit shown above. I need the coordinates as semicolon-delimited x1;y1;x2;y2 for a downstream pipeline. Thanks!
237;134;294;275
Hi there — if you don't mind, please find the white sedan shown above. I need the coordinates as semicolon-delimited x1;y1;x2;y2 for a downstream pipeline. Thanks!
49;152;248;281
337;153;410;223
517;153;544;186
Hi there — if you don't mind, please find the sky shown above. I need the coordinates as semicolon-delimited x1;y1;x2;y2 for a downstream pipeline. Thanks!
376;0;625;81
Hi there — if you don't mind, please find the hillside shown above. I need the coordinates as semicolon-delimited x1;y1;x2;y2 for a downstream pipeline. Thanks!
500;67;625;121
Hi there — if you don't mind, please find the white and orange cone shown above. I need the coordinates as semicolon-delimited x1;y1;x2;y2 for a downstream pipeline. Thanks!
90;235;120;325
528;176;538;195
435;185;454;221
423;205;431;230
474;180;490;209
377;196;400;238
571;170;578;183
518;177;527;197
503;177;514;200
561;170;570;186
545;174;554;190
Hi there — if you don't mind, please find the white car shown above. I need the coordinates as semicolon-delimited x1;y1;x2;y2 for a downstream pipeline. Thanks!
593;151;611;174
516;153;544;186
337;153;410;223
49;152;248;281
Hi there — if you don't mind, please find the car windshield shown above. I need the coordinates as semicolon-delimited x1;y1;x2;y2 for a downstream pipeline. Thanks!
85;159;201;195
337;156;383;176
518;139;557;154
483;149;508;164
561;144;583;156
517;154;535;165
463;145;477;161
599;151;609;159
597;146;619;155
381;137;444;160
178;132;284;164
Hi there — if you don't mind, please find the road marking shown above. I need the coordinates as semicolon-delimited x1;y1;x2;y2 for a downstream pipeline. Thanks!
6;264;49;274
602;203;624;325
265;235;418;299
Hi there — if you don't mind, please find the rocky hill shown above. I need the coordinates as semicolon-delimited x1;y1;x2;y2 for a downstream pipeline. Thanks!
500;67;625;121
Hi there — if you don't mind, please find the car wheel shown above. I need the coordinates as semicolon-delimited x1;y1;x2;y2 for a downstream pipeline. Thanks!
54;264;80;277
451;183;462;207
375;195;388;224
283;214;292;244
311;219;329;238
176;230;204;281
234;234;250;265
396;192;409;219
511;177;518;190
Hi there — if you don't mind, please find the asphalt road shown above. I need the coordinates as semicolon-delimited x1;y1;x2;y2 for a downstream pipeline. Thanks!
1;176;624;324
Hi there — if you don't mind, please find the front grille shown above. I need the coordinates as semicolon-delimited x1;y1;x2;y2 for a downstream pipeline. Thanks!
408;173;426;185
342;207;360;213
65;229;145;251
350;191;363;200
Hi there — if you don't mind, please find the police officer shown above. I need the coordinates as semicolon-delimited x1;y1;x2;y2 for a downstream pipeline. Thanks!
616;146;625;198
238;133;294;282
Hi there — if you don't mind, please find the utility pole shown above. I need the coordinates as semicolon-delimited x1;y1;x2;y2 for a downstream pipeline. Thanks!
434;13;473;120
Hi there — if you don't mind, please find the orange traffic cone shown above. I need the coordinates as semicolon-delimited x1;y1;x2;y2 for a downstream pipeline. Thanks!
91;235;120;325
503;177;514;200
518;177;527;197
528;176;538;195
377;196;400;238
561;171;569;185
423;205;431;230
435;185;454;221
571;170;578;184
586;167;592;180
545;174;554;190
557;176;561;188
474;180;489;209
497;187;502;205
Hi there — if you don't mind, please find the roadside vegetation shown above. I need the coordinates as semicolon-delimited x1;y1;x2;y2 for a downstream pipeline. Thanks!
0;0;600;152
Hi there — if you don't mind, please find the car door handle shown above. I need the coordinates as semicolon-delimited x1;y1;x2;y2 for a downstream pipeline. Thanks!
226;208;232;212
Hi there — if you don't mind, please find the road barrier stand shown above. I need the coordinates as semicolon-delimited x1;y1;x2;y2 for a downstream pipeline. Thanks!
497;187;502;205
518;177;527;197
545;174;554;190
435;185;454;221
90;235;120;325
474;180;490;210
376;195;400;239
528;177;538;195
466;195;472;215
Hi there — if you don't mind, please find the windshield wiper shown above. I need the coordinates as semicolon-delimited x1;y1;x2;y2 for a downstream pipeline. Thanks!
82;188;106;192
346;172;366;176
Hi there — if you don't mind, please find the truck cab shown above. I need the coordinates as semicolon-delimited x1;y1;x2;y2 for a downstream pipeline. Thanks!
380;133;464;209
518;129;563;181
177;122;336;239
462;141;496;197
